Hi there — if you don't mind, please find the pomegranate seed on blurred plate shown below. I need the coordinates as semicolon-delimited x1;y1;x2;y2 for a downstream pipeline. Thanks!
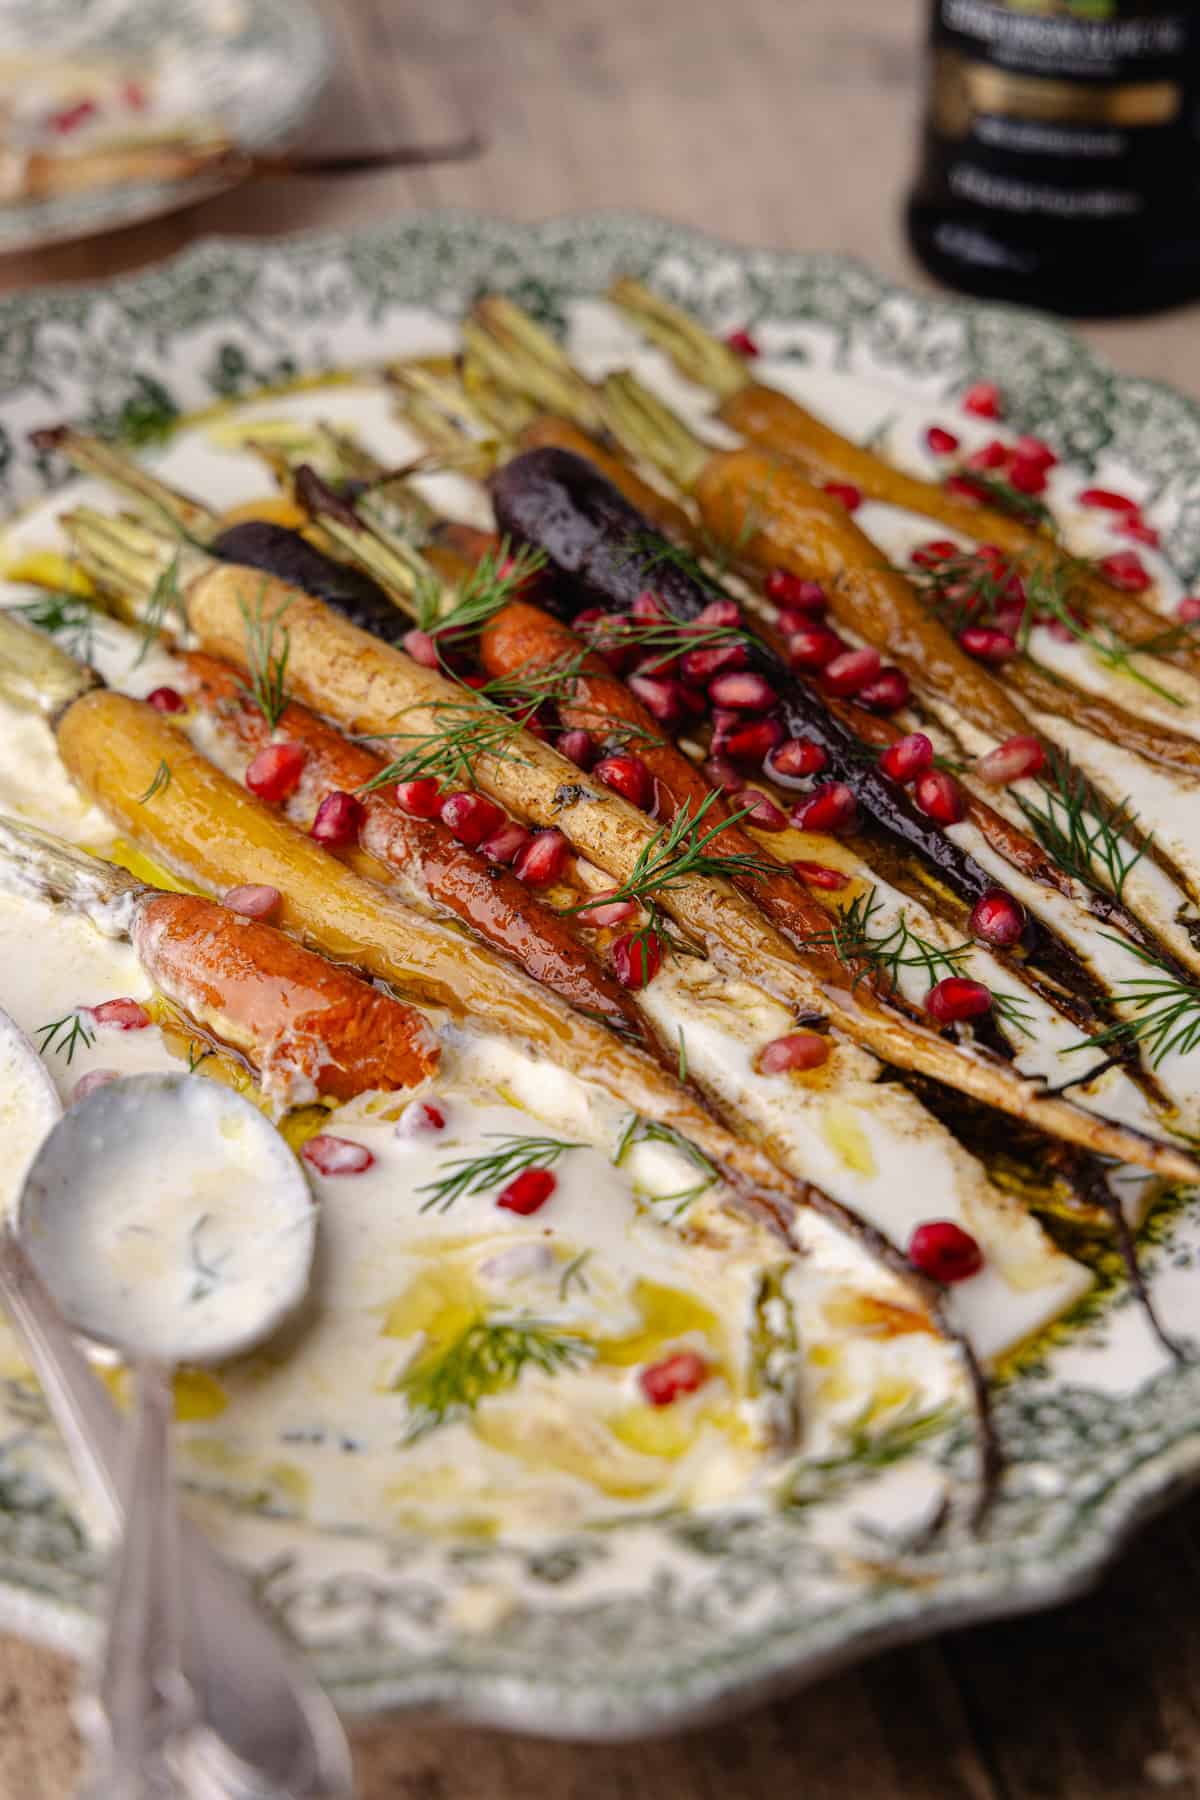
974;735;1045;785
879;732;933;783
908;1219;983;1282
926;976;993;1023
303;1134;374;1176
759;1031;830;1073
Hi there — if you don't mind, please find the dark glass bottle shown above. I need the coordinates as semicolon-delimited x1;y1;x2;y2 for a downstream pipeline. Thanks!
907;1;1200;317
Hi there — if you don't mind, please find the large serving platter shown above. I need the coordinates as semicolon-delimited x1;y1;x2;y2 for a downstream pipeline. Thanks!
1;212;1200;1738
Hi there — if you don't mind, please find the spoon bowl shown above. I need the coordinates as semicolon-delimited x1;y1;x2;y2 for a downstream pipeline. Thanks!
19;1072;316;1366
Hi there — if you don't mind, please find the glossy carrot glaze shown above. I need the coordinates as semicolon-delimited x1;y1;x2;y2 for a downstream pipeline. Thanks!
477;599;856;988
180;650;658;1048
133;889;438;1101
516;415;699;544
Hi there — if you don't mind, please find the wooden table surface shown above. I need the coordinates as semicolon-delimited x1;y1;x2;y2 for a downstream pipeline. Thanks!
3;2;1200;1795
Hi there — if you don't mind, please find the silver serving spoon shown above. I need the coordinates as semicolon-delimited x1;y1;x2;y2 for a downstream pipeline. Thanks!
0;1009;352;1798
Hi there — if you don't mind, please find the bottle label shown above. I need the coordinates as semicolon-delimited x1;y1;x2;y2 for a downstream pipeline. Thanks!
923;1;1196;224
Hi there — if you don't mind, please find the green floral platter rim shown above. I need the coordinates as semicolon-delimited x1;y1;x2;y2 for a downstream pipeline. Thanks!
0;0;333;255
3;210;1200;1739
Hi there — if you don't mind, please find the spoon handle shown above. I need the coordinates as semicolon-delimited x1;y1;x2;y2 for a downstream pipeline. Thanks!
0;1230;354;1798
77;1358;197;1798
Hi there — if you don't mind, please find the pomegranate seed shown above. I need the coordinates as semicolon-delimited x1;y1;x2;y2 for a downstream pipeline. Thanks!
581;893;640;928
392;777;442;818
974;734;1045;785
612;930;663;988
514;829;570;886
640;1350;708;1407
765;569;826;611
911;539;961;569
479;820;531;865
823;481;862;513
395;1098;447;1137
702;755;740;791
914;768;967;825
1015;435;1057;469
1100;550;1152;593
787;624;844;670
574;607;611;632
725;327;760;358
632;589;666;623
123;79;148;111
967;438;1009;472
91;998;150;1031
962;382;1003;419
767;738;829;782
959;625;1017;664
49;98;98;135
695;599;742;629
791;859;850;890
708;670;775;711
558;728;597;770
856;667;910;713
908;1219;983;1283
302;1134;374;1177
1177;596;1200;623
735;788;788;830
723;717;785;763
822;646;881;697
1007;457;1048;496
1119;517;1160;548
790;782;857;835
970;888;1027;949
402;628;441;668
146;685;186;714
223;883;282;919
594;752;652;809
759;1031;830;1073
879;732;933;783
439;790;505;847
71;1069;120;1105
925;425;960;456
926;976;993;1024
680;642;749;682
311;790;363;848
1078;487;1139;514
497;1168;557;1215
628;672;685;726
245;741;306;803
976;544;1010;570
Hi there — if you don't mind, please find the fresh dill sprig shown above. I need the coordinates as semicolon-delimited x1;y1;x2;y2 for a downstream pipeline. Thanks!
1065;935;1200;1070
415;539;547;638
416;1132;584;1214
186;1213;230;1303
13;590;95;662
399;1315;592;1440
237;584;292;730
810;887;1034;1037
1017;557;1184;708
137;758;172;804
357;696;529;794
36;1011;96;1066
186;1039;213;1074
613;1114;719;1216
568;792;772;916
1016;751;1146;901
558;1250;593;1301
951;468;1054;531
676;1027;688;1084
136;552;185;665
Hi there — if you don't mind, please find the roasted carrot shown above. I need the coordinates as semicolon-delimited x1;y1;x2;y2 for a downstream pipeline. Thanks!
40;682;804;1208
162;554;1197;1180
607;278;1191;671
178;649;661;1049
133;890;439;1102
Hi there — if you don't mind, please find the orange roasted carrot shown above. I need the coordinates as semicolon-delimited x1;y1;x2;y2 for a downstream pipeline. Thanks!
178;651;659;1050
478;598;861;986
133;890;438;1103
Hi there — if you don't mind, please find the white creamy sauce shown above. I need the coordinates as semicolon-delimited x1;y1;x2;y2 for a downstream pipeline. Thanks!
23;1078;313;1365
